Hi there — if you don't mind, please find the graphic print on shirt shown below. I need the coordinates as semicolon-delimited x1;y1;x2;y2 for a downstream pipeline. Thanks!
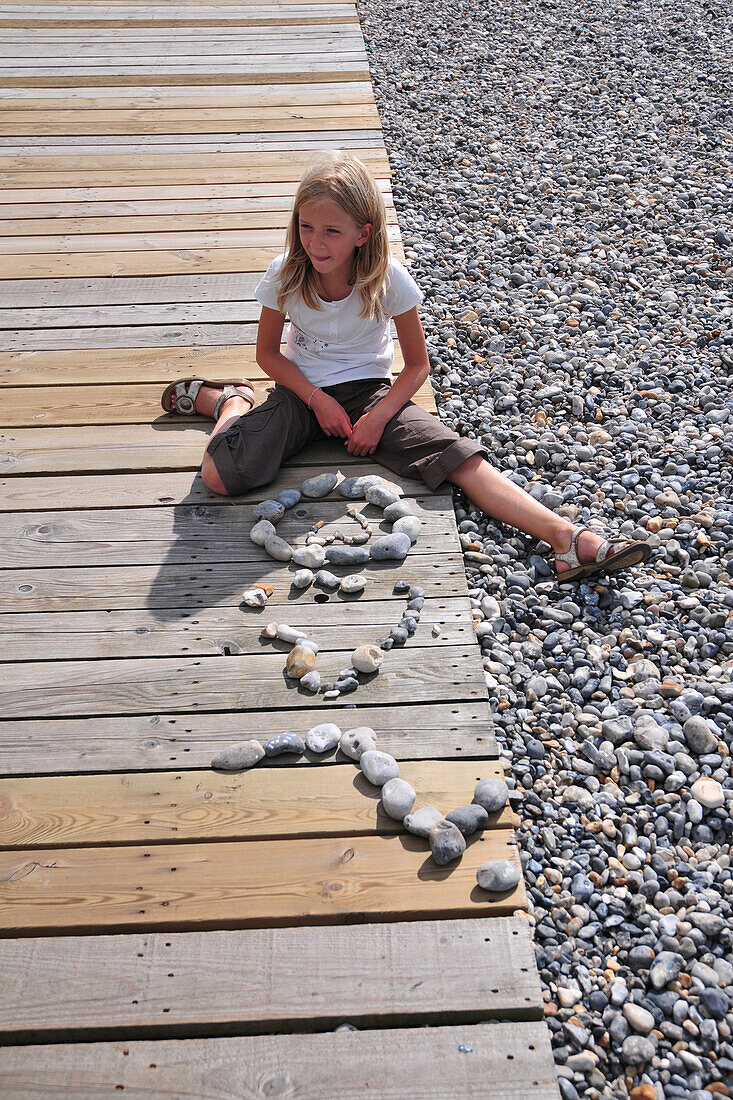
291;324;330;354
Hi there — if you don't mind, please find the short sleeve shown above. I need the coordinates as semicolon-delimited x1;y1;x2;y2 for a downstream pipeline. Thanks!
255;253;287;312
382;259;423;317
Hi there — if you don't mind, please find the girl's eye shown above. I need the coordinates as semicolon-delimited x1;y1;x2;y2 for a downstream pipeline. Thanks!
327;229;340;235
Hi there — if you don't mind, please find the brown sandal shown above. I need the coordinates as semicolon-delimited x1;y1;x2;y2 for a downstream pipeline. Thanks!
161;378;255;418
555;528;652;583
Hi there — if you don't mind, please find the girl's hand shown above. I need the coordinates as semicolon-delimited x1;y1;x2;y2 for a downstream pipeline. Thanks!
310;390;353;439
346;407;388;456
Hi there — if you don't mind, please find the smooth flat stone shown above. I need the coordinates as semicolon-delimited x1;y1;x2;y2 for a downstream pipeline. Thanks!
383;501;415;523
253;499;285;523
690;778;724;809
476;860;520;893
292;545;326;569
305;722;341;753
393;580;411;595
390;626;408;645
337;677;359;694
211;740;265;771
340;573;367;594
403;806;445;838
351;643;383;674
369;533;411;560
315;569;340;589
292;568;314;589
276;624;305;644
337;474;389;499
429;820;466;866
277;489;301;509
325;546;370;566
260;622;278;639
299;670;321;693
241;588;268;608
323;689;341;700
339;726;377;760
301;473;338;498
249;519;276;546
381;778;416;820
264;732;305;757
392;515;422;544
365;484;401;508
473;778;510;813
360;749;399;786
264;534;294;562
285;644;317;679
445;804;489;837
294;636;319;655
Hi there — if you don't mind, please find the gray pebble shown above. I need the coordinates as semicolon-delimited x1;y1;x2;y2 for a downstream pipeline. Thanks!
292;568;314;589
340;573;368;594
365;484;401;508
264;533;294;562
315;569;340;589
325;546;370;566
429;819;467;865
211;740;265;771
253;499;285;524
339;726;377;760
369;533;412;560
299;670;321;693
404;806;445;837
476;860;520;893
277;489;301;509
249;519;277;546
391;515;422;544
292;545;326;569
445;804;489;836
383;500;415;523
473;778;510;813
264;732;305;757
359;749;400;786
381;777;417;819
301;473;338;498
305;723;341;753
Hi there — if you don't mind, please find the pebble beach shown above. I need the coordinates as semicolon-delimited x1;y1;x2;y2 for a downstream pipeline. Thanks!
357;0;733;1095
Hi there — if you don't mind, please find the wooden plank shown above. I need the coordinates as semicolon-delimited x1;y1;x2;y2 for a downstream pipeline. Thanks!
0;300;263;327
2;375;430;422
0;595;473;661
0;179;393;201
0;701;497;776
0;148;385;172
0;35;367;59
0;830;524;936
0;424;439;476
0;133;385;155
0;68;370;91
0;918;539;1038
0;495;453;565
0;340;407;390
0;1022;559;1097
0;553;463;612
0;643;486;718
0;82;374;106
0;16;361;28
0;759;512;849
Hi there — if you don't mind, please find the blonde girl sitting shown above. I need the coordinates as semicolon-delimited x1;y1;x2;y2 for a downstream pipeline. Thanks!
162;151;650;582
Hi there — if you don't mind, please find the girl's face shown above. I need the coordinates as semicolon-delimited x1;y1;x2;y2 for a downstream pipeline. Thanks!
298;199;372;281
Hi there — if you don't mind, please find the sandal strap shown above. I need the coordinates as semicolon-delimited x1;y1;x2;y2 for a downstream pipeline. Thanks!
597;537;632;564
173;379;202;415
554;527;584;569
213;384;253;420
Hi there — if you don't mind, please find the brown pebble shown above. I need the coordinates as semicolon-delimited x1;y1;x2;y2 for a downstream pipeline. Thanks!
630;1084;657;1100
705;1085;730;1096
646;516;663;533
285;644;316;679
255;583;274;597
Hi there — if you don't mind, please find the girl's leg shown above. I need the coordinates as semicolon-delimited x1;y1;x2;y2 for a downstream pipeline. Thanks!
447;454;610;574
169;383;254;496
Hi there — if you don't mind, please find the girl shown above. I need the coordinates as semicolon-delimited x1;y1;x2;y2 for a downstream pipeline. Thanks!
162;151;650;582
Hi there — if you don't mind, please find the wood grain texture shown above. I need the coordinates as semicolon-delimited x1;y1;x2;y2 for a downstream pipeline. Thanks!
0;700;497;776
0;918;540;1037
0;1023;561;1099
0;759;512;848
0;830;525;936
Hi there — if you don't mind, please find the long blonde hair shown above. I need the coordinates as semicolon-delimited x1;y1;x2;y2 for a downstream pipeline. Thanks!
278;151;390;321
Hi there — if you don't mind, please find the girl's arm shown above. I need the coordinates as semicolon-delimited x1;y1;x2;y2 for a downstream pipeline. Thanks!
256;306;353;439
346;306;430;456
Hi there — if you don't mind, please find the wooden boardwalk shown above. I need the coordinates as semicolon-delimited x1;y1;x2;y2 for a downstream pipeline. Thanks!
0;2;560;1095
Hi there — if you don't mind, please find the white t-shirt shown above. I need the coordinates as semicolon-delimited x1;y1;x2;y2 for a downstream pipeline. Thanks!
254;254;423;388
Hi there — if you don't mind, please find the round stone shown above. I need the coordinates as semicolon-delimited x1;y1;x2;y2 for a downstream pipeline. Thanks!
381;778;416;820
299;669;321;693
285;644;316;679
623;1003;655;1034
292;545;326;569
369;533;412;560
690;778;725;809
429;819;467;865
211;740;265;771
253;499;285;523
249;519;277;546
339;726;377;760
383;501;415;523
300;473;338;498
325;546;370;567
365;484;401;508
391;515;422;544
242;588;268;608
336;475;380;499
315;569;340;589
305;723;341;753
351;643;383;674
620;1035;655;1066
264;732;305;757
445;804;489;837
683;715;718;754
359;749;399;786
476;859;520;893
473;778;510;813
292;568;314;589
277;489;301;509
403;806;445;838
649;951;684;990
264;534;294;562
340;573;367;594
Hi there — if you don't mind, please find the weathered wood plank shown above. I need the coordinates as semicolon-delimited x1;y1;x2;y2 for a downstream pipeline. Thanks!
0;179;392;202
0;67;371;90
0;830;524;936
0;553;465;612
0;700;496;776
0;133;384;154
0;426;433;476
0;918;539;1038
0;1023;560;1098
0;148;385;172
0;595;473;661
0;15;361;29
0;643;485;718
1;759;512;849
0;496;455;566
0;83;374;108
